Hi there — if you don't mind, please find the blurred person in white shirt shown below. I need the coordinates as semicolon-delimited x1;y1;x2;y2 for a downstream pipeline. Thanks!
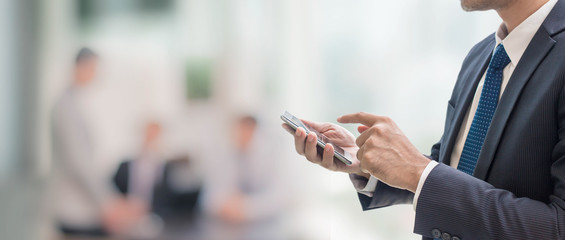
51;48;145;237
199;115;290;240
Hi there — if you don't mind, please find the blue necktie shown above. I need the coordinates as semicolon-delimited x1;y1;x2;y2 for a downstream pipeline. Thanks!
457;44;511;175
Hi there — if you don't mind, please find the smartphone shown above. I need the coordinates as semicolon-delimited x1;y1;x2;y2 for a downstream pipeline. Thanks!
281;111;353;165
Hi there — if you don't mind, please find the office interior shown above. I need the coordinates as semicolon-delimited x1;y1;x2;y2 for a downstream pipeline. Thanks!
0;0;499;239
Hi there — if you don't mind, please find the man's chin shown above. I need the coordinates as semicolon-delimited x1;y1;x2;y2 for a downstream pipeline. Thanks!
460;0;491;12
461;0;511;12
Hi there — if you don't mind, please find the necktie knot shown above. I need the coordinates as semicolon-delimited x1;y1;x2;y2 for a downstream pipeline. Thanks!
489;44;511;70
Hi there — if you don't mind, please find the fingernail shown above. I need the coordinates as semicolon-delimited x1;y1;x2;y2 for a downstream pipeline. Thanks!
325;147;331;152
308;134;314;142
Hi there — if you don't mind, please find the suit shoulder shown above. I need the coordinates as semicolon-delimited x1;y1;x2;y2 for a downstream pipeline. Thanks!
120;160;132;167
464;33;495;61
115;160;131;173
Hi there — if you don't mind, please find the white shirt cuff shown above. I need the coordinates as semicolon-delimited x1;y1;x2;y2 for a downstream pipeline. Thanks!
350;174;379;197
413;161;439;210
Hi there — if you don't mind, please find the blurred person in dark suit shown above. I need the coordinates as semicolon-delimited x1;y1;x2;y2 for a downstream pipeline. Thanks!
52;48;145;237
199;115;290;240
112;121;200;227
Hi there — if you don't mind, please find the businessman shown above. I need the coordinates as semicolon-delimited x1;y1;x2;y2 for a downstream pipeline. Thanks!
52;48;145;237
285;0;565;239
52;48;112;236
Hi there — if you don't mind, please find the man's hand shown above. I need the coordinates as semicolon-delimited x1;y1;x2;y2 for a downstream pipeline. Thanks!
282;119;369;178
220;194;245;223
338;112;431;192
102;197;148;235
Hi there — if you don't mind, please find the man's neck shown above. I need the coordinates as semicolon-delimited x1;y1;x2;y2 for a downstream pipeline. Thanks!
496;0;549;33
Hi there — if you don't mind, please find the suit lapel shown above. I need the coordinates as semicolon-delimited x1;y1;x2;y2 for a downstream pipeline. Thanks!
443;0;565;178
473;28;556;179
439;39;494;165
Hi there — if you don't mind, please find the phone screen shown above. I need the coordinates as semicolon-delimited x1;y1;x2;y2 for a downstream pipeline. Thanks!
281;111;351;165
303;124;347;157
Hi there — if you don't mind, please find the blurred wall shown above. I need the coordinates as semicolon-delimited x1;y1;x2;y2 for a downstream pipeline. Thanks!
0;0;40;178
0;1;45;240
0;0;17;177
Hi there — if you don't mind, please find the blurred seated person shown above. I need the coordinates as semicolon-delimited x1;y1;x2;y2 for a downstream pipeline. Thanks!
113;121;200;227
52;48;145;238
199;115;289;240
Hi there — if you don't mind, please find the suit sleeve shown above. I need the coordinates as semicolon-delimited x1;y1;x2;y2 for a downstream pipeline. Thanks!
112;162;129;195
353;133;442;210
413;84;565;239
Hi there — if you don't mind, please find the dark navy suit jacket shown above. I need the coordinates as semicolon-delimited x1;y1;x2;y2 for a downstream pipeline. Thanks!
113;159;200;222
357;1;565;239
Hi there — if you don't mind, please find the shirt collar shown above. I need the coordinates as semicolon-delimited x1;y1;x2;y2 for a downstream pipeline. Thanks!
495;0;557;67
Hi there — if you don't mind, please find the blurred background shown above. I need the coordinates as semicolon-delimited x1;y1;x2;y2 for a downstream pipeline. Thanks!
0;0;500;239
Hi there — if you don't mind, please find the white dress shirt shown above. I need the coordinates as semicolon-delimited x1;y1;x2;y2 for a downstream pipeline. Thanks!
352;0;558;210
129;151;164;205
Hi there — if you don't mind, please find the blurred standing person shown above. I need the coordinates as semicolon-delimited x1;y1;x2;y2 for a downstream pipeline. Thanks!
51;48;144;238
199;115;290;240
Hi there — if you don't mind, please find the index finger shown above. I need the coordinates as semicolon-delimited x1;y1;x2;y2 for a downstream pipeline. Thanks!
337;112;382;126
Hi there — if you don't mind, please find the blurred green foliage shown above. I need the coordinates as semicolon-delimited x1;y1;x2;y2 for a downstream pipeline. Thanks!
186;59;213;100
